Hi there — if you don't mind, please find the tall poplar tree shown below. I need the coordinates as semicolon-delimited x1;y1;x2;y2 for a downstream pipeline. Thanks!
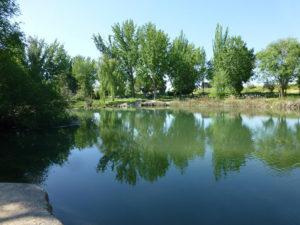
137;23;169;99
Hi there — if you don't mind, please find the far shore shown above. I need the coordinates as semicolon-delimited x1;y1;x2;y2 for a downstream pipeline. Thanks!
72;96;300;113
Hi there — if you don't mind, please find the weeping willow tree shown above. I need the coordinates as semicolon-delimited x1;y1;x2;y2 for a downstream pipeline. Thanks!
97;55;125;101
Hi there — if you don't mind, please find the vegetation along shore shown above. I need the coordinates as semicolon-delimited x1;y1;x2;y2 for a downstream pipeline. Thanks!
1;0;300;130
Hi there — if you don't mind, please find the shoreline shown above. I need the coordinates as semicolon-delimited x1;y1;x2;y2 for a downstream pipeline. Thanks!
72;97;300;113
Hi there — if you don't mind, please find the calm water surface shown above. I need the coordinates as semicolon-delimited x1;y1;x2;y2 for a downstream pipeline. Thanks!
1;109;300;225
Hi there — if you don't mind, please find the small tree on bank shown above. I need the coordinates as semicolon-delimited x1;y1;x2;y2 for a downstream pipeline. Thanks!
257;38;300;97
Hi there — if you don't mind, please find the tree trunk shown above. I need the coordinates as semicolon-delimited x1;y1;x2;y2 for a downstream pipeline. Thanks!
130;79;135;98
128;71;135;98
153;80;157;100
280;85;286;98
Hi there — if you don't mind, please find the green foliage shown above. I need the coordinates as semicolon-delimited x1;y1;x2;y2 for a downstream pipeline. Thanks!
169;32;205;95
0;55;69;128
209;69;232;98
212;24;229;71
72;56;96;101
137;23;169;98
93;20;139;97
0;0;24;59
195;48;207;90
98;55;126;100
212;24;255;95
94;22;208;98
221;37;255;94
26;37;75;97
0;1;70;129
257;38;300;97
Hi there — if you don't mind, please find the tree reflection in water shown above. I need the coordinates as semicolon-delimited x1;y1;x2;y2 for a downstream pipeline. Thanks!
1;109;300;185
255;117;300;171
206;113;254;180
97;110;206;184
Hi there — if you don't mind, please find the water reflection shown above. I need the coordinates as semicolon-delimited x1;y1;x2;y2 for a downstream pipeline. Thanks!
97;110;206;184
0;128;77;183
255;117;300;171
207;113;254;179
1;109;300;184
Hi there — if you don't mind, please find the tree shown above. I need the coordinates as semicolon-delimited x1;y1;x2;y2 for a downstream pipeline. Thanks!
26;37;76;97
212;24;229;72
169;32;205;95
72;56;96;102
26;37;46;80
137;23;169;99
212;24;255;95
198;60;213;93
97;54;126;100
43;41;72;83
93;20;139;97
0;0;69;129
257;38;300;97
0;0;24;58
220;36;255;95
26;37;77;98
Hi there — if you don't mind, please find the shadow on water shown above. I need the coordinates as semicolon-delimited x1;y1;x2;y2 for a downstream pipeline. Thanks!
1;109;300;185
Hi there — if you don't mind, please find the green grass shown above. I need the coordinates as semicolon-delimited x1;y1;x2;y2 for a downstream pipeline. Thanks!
71;85;300;112
72;98;143;109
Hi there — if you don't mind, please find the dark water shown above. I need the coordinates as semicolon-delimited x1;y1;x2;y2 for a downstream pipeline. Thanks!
1;109;300;225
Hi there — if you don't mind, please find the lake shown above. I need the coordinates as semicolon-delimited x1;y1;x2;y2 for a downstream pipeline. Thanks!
1;109;300;225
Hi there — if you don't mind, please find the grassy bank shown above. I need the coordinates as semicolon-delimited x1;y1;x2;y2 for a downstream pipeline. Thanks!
72;95;300;113
169;97;300;111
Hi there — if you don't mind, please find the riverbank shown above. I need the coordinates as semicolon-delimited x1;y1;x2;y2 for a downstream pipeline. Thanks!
0;183;62;225
170;97;300;111
72;97;300;112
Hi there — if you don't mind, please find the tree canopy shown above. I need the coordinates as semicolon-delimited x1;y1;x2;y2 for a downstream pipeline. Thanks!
211;24;255;96
137;23;169;98
72;56;96;100
93;19;139;97
257;38;300;97
169;32;206;95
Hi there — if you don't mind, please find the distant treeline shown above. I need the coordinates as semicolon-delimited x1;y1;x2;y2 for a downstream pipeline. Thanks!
93;22;300;99
1;0;300;128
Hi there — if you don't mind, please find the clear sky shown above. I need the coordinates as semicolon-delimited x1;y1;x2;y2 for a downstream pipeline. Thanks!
18;0;300;59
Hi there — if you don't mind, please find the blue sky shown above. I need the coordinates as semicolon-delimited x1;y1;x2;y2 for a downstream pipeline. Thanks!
18;0;300;59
